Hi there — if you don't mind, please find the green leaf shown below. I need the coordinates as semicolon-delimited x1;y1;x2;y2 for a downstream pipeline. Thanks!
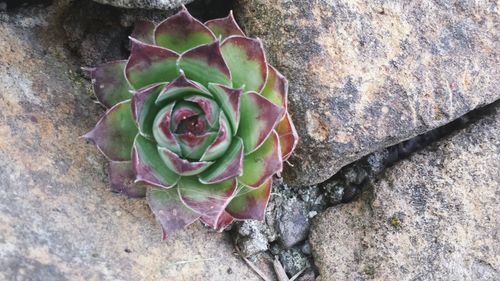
205;11;245;40
155;73;211;105
152;103;182;154
88;60;131;108
207;83;242;134
84;100;138;161
261;65;288;110
199;137;243;184
131;83;166;139
158;147;213;176
226;180;272;220
109;161;147;198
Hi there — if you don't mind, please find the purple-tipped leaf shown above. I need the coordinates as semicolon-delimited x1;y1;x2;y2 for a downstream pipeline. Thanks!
84;100;138;161
147;187;200;240
178;177;237;226
221;36;268;92
126;38;179;89
276;113;299;161
158;147;213;176
131;20;155;45
176;132;217;160
155;73;211;104
201;211;234;231
238;92;284;154
238;131;282;188
154;8;215;53
131;83;166;138
207;83;242;134
88;60;131;108
205;11;245;40
109;161;147;198
133;135;180;188
261;65;288;110
199;137;243;184
184;95;220;129
226;180;272;220
152;104;182;154
200;113;232;161
178;41;232;87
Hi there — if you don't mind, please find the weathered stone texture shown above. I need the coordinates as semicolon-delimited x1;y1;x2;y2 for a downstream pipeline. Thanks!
92;0;193;10
309;105;500;280
0;4;257;281
235;0;500;186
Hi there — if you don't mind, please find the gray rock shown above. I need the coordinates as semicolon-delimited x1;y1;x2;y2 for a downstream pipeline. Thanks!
92;0;193;10
234;0;500;186
276;197;310;248
0;3;259;280
278;247;312;276
309;106;500;280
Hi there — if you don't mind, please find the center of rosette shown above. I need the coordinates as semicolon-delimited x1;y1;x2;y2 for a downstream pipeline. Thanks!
176;115;208;135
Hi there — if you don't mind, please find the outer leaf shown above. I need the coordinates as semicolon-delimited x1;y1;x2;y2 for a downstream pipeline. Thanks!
154;8;215;53
200;113;232;161
84;100;138;161
221;36;268;92
178;177;237;226
88;60;131;108
158;147;213;176
238;92;284;154
147;187;200;240
155;72;211;104
131;83;166;138
208;83;242;134
109;161;147;198
199;137;243;184
178;41;232;87
226;180;272;220
152;104;182;154
126;38;179;89
131;20;155;45
261;65;288;110
132;135;180;188
238;131;282;188
205;11;245;40
201;211;234;230
276;113;299;161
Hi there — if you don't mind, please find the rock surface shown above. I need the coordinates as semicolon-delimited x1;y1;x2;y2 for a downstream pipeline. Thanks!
91;0;193;10
309;105;500;280
235;0;500;186
0;3;258;280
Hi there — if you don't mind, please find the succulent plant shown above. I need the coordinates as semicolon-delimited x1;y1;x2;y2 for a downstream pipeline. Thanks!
84;7;298;238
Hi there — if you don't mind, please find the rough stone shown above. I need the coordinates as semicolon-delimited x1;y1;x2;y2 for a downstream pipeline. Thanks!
276;197;310;248
309;106;500;280
92;0;193;10
234;0;500;186
0;3;259;280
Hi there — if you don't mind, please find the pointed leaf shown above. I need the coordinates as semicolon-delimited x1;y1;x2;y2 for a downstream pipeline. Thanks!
88;60;131;108
171;101;203;130
226;180;272;220
152;104;182;154
201;211;234;231
109;161;147;198
205;11;245;40
132;135;180;188
261;65;288;110
178;41;232;87
184;95;220;128
238;131;282;188
147;187;200;240
221;36;268;92
154;8;215;53
131;83;166;138
176;132;217;160
276;114;298;161
208;83;242;134
125;38;179;89
200;113;232;161
178;177;237;226
200;137;243;184
131;20;155;45
84;100;137;161
155;72;211;104
158;147;213;176
238;92;284;154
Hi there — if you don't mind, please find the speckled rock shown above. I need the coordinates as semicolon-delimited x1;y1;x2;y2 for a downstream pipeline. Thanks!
91;0;193;10
0;4;257;281
234;0;500;186
309;106;500;280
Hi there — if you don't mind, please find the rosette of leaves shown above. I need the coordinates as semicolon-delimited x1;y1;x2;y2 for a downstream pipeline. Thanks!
84;7;298;238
